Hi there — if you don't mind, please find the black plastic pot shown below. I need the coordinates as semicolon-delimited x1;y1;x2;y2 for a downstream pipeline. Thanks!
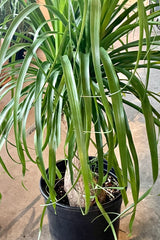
40;160;122;240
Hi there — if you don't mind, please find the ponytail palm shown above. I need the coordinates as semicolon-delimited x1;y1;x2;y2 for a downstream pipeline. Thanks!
0;0;160;238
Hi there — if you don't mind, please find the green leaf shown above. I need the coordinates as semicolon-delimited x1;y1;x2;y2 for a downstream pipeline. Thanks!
0;156;14;179
13;35;49;176
95;196;118;240
0;3;39;72
100;0;119;38
92;99;104;188
118;68;159;183
100;48;128;186
125;114;140;201
80;52;91;151
101;23;138;50
61;55;91;214
90;0;113;130
21;89;36;163
104;1;137;37
38;198;50;240
35;62;51;189
0;0;8;8
137;0;151;90
67;130;76;185
21;180;28;191
45;5;68;27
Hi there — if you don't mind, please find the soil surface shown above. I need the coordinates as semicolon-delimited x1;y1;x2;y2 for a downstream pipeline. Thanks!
55;174;121;207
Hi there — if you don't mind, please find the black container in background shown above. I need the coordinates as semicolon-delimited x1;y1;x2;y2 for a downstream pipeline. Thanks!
40;160;122;240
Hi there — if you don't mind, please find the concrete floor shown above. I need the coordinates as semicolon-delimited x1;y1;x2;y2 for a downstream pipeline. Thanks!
0;11;160;240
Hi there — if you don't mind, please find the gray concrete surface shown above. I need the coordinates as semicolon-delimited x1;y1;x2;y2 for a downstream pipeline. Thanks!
0;17;160;240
